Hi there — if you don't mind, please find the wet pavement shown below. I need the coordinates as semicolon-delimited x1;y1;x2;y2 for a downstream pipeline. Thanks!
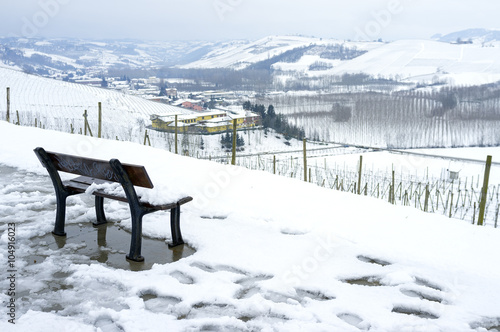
0;164;196;271
29;222;196;271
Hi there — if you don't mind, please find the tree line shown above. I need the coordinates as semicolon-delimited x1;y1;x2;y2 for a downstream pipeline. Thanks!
243;101;305;140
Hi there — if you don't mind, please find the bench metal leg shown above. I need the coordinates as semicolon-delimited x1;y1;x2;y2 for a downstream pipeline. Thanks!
126;212;144;262
53;194;68;236
94;196;107;226
168;205;184;248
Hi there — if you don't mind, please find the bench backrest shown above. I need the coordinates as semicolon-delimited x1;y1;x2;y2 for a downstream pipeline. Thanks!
35;148;154;188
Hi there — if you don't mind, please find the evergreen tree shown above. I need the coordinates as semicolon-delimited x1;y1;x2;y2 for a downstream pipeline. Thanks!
236;133;244;147
181;131;190;154
267;104;276;117
159;86;167;96
208;97;216;109
243;101;252;110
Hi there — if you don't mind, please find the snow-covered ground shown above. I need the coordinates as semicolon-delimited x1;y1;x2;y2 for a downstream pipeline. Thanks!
0;66;192;140
321;40;500;86
179;35;378;71
1;121;500;331
306;147;500;185
181;35;500;87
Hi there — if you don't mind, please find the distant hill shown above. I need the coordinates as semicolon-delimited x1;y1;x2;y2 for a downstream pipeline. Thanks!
180;35;500;87
178;35;377;70
326;39;500;85
433;28;500;44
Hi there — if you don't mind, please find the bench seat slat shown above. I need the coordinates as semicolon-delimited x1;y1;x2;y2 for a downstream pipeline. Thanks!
63;179;193;210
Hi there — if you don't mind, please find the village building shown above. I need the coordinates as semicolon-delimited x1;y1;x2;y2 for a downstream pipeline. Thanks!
150;109;261;134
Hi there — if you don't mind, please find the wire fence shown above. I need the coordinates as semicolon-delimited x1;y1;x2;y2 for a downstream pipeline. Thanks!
3;96;499;228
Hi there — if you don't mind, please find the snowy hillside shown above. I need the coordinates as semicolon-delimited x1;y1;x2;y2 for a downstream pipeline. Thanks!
180;35;500;86
1;121;500;331
179;35;377;70
0;66;192;139
0;66;310;156
326;39;500;86
0;38;219;76
435;28;500;45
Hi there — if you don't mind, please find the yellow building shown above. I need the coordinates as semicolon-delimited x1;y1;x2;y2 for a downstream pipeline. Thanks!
150;110;261;134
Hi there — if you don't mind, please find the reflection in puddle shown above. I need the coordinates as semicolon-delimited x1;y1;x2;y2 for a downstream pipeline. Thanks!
29;222;196;271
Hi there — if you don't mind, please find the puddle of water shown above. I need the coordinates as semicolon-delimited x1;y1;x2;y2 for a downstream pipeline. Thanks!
296;289;335;301
470;318;500;331
400;289;443;303
235;275;273;286
414;277;443;291
143;296;182;313
392;306;439;319
343;276;383;286
191;262;217;273
357;255;391;266
236;286;261;300
337;313;369;329
170;270;195;284
29;222;196;271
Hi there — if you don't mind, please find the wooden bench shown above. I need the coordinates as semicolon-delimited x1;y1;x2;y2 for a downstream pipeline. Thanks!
34;147;193;262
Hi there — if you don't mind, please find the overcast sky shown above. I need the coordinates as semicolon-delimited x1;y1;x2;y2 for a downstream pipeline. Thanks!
1;0;499;41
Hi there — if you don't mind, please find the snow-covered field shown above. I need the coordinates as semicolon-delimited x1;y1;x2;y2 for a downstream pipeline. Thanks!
1;121;500;331
181;36;500;87
327;40;500;86
179;35;378;71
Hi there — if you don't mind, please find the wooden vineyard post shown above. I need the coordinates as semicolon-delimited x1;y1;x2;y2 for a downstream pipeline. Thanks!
84;110;87;136
273;155;276;175
16;110;20;125
175;115;178;154
6;87;10;122
143;130;151;146
494;204;499;228
98;102;102;138
424;184;430;212
449;193;454;218
478;156;492;226
357;155;363;195
83;110;93;136
231;119;237;165
472;202;476;225
391;169;395;204
303;139;307;182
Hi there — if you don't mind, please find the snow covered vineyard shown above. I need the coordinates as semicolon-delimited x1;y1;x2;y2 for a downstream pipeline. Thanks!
1;122;500;331
221;150;500;227
0;66;193;143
